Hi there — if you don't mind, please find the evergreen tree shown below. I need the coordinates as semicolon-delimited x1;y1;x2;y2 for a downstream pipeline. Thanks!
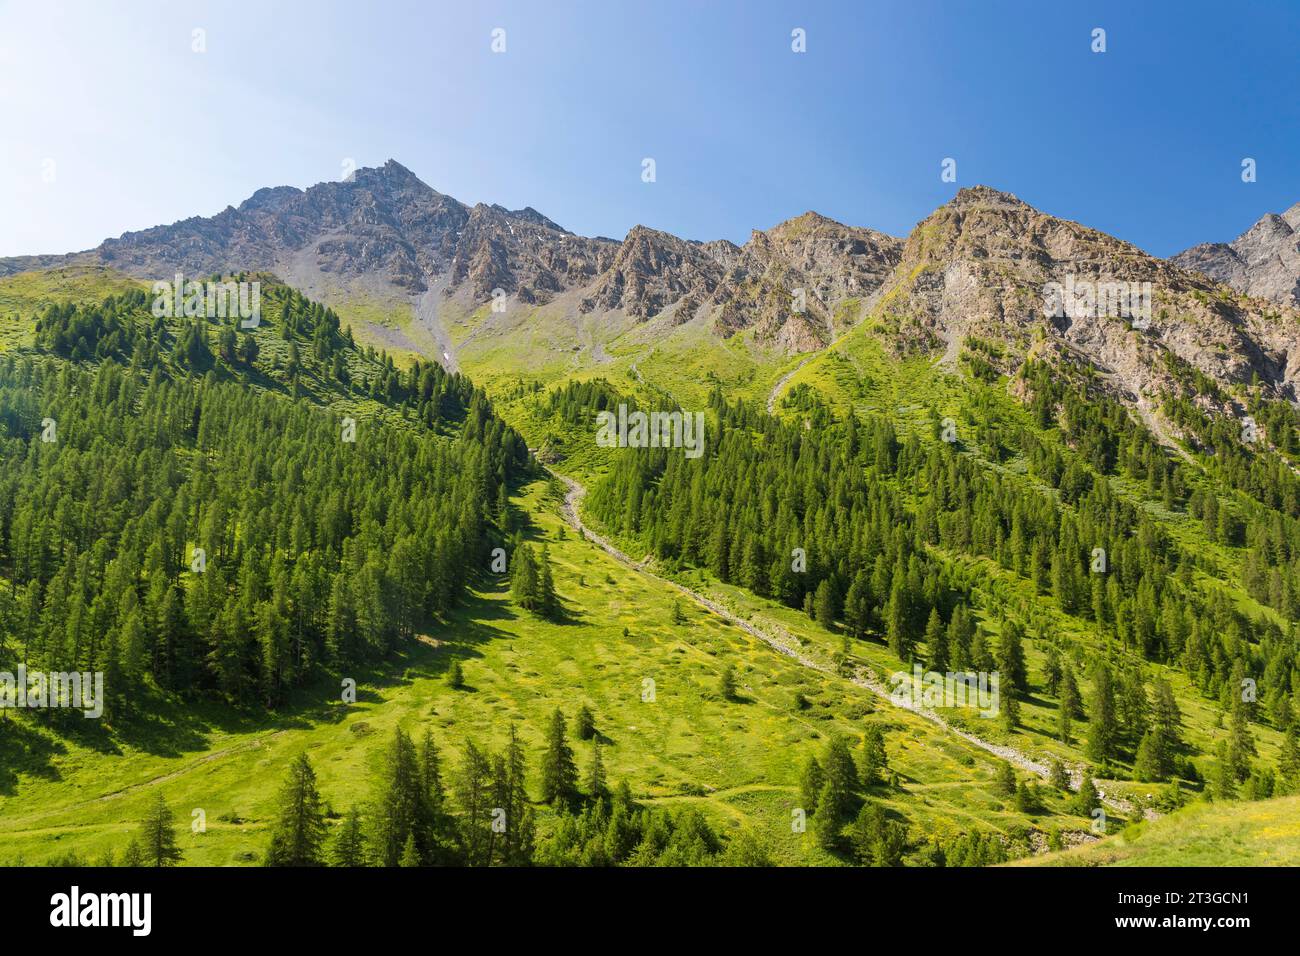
492;725;536;865
540;708;578;806
814;578;837;631
718;663;738;701
398;833;421;867
924;608;947;672
1085;663;1118;765
1134;730;1163;782
850;802;906;867
994;760;1017;798
138;793;183;868
1226;702;1257;782
799;755;825;814
331;806;367;867
584;738;608;801
1048;757;1070;790
370;728;431;867
860;724;889;786
997;620;1029;697
1278;723;1300;795
265;752;328;866
821;734;859;821
670;600;687;626
1071;775;1100;816
812;780;842;850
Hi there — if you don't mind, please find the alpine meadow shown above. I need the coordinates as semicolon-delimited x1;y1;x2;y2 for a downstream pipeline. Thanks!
2;1;1300;935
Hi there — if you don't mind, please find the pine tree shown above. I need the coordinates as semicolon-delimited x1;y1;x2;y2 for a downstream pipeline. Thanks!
331;806;367;866
537;545;558;617
968;626;995;672
997;620;1028;697
844;572;871;640
812;780;842;850
799;755;825;814
821;734;859;821
1085;663;1117;765
1226;701;1257;782
947;604;974;671
1043;645;1063;696
370;728;429;867
1150;677;1182;777
138;793;183;867
1048;758;1070;790
120;838;145;868
860;724;889;786
1278;723;1300;795
1001;691;1020;731
1071;775;1100;816
994;760;1017;798
584;738;608;801
886;575;912;660
510;544;540;611
718;663;738;700
1213;741;1238;800
850;801;906;867
398;833;420;867
492;725;536;865
455;739;496;866
814;578;837;631
924;608;947;672
540;708;578;806
1134;730;1163;782
265;752;328;866
670;599;687;625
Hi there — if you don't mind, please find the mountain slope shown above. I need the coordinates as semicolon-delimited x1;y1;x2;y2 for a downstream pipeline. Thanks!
1021;794;1300;866
1173;203;1300;308
5;164;1298;428
867;186;1300;410
0;161;903;363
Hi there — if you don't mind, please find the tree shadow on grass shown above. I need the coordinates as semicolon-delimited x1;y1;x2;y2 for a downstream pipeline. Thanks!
0;716;68;794
2;539;568;795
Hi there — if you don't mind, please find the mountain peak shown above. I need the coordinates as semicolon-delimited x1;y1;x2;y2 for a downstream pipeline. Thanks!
1171;199;1300;307
949;185;1028;210
1284;201;1300;231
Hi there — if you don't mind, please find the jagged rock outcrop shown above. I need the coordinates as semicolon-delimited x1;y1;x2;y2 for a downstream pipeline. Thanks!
3;163;1296;389
1173;203;1300;308
876;186;1300;406
3;160;902;352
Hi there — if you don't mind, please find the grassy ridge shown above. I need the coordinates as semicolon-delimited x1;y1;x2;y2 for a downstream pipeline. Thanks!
1022;794;1300;866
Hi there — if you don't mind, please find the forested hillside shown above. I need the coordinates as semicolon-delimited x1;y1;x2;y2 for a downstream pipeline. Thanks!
0;282;530;718
577;346;1300;806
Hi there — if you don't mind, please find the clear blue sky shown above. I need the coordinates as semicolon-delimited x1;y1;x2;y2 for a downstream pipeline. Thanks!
2;0;1298;258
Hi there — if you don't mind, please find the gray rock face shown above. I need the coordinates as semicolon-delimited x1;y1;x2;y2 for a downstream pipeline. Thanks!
873;186;1300;408
3;163;1298;402
1172;203;1300;307
3;159;903;352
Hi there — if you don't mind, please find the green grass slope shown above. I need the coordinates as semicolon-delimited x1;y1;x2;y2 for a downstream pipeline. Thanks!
1020;794;1300;866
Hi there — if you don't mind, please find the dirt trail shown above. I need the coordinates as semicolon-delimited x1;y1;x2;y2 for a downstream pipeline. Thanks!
766;357;814;414
554;472;1142;818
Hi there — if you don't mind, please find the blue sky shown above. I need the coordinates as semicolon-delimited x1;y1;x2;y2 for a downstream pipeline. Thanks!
2;0;1298;257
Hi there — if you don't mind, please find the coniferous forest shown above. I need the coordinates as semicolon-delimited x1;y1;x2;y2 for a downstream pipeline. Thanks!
5;267;1300;874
